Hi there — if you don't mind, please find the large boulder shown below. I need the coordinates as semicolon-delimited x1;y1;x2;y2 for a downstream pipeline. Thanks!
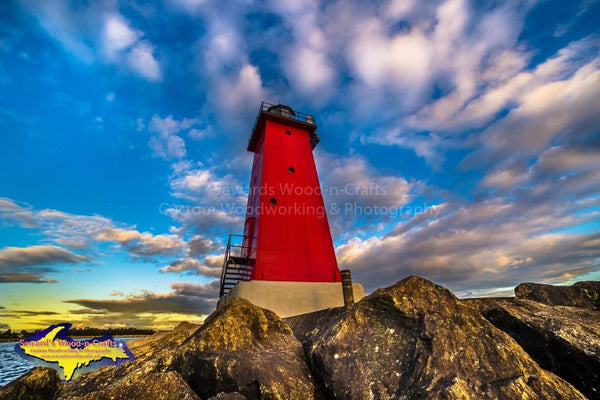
5;277;597;400
208;393;247;400
515;281;600;310
4;300;320;400
54;321;202;400
289;276;586;399
471;297;600;400
173;297;323;400
57;370;200;400
127;321;200;360
0;367;62;400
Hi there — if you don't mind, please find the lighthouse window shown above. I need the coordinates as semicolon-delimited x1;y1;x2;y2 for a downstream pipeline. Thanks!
269;197;277;205
288;167;295;173
285;130;291;135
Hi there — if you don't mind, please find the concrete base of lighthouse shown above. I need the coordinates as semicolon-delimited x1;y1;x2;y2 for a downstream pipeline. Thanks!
220;280;365;318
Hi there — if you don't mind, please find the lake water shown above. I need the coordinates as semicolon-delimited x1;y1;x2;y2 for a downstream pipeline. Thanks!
0;337;140;386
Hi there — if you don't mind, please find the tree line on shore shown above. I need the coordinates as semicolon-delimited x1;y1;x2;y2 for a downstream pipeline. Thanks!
0;326;155;340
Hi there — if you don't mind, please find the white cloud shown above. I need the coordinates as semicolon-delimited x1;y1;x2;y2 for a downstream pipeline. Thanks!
337;199;599;295
205;254;223;269
146;114;202;160
95;228;186;256
317;151;411;208
188;128;208;140
21;3;162;81
482;165;531;189
420;35;596;134
187;235;221;256
216;63;265;115
165;206;244;233
384;0;417;20
315;151;414;236
0;245;87;283
284;45;335;94
103;14;139;58
272;1;336;96
0;245;86;267
66;280;219;315
160;257;221;277
349;18;432;90
336;128;600;294
0;197;36;227
204;28;241;73
169;165;246;206
20;0;97;63
149;133;185;159
537;146;600;172
166;164;246;232
127;41;162;81
171;280;220;298
480;55;600;155
0;198;189;259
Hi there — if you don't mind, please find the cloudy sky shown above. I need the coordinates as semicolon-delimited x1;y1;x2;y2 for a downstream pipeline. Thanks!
1;0;599;330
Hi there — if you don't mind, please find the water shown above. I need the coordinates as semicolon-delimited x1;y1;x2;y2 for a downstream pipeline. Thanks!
0;337;141;386
0;342;37;386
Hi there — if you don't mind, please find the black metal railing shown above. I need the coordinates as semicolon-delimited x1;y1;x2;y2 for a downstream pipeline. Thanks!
259;101;316;125
248;101;319;151
219;234;255;297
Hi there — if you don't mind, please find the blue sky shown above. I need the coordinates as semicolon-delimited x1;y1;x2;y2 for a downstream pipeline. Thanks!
0;0;599;329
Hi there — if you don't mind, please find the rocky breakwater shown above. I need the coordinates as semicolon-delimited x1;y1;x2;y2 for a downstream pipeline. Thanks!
0;298;321;400
1;276;595;399
468;281;600;400
287;276;586;399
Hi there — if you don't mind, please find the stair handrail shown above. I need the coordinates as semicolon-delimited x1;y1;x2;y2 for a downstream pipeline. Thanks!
219;234;254;297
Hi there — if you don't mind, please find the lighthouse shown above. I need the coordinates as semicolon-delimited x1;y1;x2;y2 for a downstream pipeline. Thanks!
219;102;364;317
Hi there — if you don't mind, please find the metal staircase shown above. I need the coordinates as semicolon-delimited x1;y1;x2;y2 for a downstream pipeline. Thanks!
219;235;255;297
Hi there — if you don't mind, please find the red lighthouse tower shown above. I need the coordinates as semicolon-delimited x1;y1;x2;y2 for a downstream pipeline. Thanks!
219;103;363;316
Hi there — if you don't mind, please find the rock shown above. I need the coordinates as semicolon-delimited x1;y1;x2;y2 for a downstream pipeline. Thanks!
470;297;600;400
6;277;598;400
208;392;247;400
173;297;323;400
54;321;202;400
515;281;600;310
3;299;320;400
288;276;586;399
58;370;200;400
126;321;200;362
0;367;62;400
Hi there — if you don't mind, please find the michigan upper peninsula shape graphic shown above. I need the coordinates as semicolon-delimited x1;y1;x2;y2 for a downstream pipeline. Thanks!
15;323;134;381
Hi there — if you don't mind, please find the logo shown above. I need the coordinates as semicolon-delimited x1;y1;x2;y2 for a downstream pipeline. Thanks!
15;323;134;381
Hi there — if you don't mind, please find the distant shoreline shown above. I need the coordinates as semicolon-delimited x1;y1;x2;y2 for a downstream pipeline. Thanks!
0;334;153;343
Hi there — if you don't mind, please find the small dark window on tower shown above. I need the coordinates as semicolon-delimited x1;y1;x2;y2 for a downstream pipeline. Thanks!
269;197;277;205
285;130;291;135
288;167;295;173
